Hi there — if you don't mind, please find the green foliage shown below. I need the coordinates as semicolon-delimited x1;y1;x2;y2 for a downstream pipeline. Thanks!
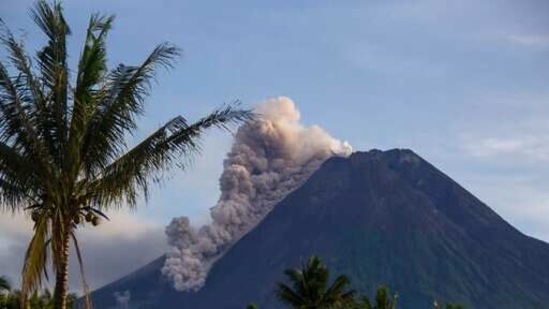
276;256;356;309
0;288;77;309
0;277;10;292
276;256;465;309
0;0;252;307
347;286;397;309
373;286;398;309
246;304;259;309
348;295;372;309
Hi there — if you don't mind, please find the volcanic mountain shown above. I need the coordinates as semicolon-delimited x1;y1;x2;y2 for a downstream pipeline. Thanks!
90;149;549;308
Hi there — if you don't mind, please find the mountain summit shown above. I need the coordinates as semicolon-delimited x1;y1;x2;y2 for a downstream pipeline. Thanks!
91;149;549;308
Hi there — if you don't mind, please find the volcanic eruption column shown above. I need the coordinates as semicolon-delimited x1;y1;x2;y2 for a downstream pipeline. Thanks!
162;97;352;291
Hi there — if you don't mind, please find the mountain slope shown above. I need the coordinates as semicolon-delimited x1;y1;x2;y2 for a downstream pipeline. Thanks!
90;149;549;308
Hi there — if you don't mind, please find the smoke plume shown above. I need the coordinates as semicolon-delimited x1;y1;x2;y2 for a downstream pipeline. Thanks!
161;97;352;291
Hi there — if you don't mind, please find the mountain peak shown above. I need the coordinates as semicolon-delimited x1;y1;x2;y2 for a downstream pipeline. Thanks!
90;149;549;309
348;149;424;174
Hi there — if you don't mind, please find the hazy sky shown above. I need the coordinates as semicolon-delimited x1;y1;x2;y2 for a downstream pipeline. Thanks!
1;0;549;291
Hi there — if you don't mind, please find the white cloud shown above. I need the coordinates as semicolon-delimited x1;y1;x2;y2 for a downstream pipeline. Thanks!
451;91;549;243
460;135;549;162
457;91;549;163
0;211;167;292
463;173;549;242
340;42;447;79
506;34;549;47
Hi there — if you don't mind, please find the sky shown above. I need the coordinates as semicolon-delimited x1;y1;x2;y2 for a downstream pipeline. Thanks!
1;0;549;291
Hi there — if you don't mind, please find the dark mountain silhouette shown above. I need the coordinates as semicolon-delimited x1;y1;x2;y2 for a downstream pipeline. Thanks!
90;149;549;308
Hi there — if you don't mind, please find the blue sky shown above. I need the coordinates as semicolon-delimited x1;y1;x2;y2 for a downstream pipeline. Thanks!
1;0;549;289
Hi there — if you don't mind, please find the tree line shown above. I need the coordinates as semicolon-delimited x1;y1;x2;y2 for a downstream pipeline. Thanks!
246;256;465;309
1;276;77;309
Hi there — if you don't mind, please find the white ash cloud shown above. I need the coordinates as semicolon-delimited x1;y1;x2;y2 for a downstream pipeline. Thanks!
162;96;352;291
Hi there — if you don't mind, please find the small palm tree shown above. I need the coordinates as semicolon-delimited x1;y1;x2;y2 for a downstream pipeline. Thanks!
373;286;397;309
0;0;252;307
276;256;356;309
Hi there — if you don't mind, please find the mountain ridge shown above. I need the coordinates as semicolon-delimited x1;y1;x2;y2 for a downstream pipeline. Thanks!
90;149;549;308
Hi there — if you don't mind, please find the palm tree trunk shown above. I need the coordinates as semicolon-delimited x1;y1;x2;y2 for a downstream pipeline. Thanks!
53;225;71;309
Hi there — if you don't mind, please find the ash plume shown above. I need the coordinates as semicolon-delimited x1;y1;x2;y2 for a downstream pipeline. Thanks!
161;97;352;291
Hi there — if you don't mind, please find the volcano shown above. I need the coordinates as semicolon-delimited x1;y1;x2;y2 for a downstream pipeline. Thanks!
90;149;549;308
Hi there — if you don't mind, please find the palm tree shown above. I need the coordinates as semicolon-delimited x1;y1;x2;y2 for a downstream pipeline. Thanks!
0;1;252;307
372;286;397;309
276;256;356;309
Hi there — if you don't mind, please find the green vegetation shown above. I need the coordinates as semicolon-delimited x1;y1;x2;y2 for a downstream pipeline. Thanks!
276;256;356;308
266;256;462;309
348;285;398;309
0;277;10;292
0;0;251;307
0;288;77;309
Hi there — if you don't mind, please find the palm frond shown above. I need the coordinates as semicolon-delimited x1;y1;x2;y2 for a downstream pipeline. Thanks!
31;0;71;161
85;104;252;208
68;13;114;173
49;207;69;273
277;256;357;309
0;32;54;182
21;213;50;297
325;275;352;298
71;233;92;309
284;268;308;299
276;283;306;307
0;142;42;211
0;178;28;210
81;43;180;174
302;256;328;301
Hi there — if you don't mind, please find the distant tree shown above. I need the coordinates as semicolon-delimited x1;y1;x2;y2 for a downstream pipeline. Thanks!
0;287;77;309
0;0;252;308
372;286;397;309
246;304;259;309
274;255;466;309
0;277;10;292
0;290;22;309
276;256;356;309
348;286;397;309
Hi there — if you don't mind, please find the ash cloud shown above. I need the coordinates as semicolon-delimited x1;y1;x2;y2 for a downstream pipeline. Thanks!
162;97;352;291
